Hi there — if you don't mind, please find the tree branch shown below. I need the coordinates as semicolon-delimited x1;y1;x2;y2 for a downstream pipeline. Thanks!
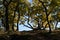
23;24;33;29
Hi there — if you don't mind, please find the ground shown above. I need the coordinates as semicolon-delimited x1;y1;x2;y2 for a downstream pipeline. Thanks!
0;30;60;40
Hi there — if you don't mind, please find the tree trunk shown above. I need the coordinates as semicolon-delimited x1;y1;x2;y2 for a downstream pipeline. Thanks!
37;19;41;30
3;0;12;31
55;21;58;30
39;0;51;33
16;0;20;31
12;10;16;31
5;6;9;31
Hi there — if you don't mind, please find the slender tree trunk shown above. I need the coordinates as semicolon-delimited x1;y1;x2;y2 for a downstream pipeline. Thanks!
39;0;51;33
12;11;16;31
37;19;41;30
16;14;20;31
12;0;20;31
5;6;9;31
16;21;19;31
55;21;58;30
12;0;19;31
16;5;20;31
45;9;51;33
42;22;45;30
16;12;20;31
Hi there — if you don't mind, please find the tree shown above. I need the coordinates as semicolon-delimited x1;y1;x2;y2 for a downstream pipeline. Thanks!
0;0;60;33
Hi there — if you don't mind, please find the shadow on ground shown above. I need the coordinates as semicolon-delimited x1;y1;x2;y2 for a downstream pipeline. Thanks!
0;31;60;40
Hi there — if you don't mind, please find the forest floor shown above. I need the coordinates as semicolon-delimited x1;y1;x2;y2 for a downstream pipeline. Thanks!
0;30;60;40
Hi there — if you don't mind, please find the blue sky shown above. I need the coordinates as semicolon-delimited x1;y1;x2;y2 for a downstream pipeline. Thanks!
19;21;33;31
19;25;32;31
28;0;32;3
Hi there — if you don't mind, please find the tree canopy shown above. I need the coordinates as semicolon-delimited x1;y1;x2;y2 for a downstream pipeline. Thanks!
0;0;60;33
